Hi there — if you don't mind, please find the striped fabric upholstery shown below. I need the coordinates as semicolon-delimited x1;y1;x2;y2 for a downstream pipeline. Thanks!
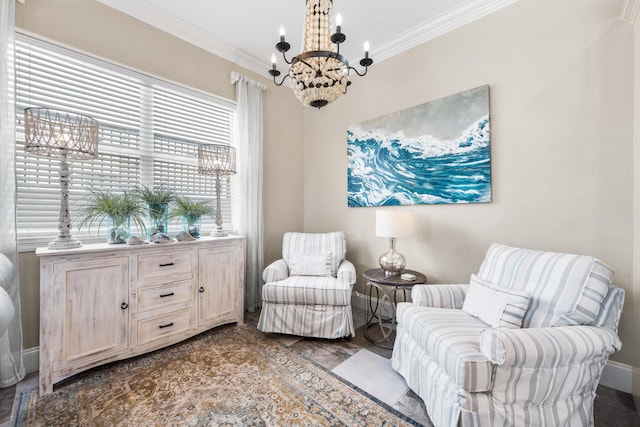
477;243;613;328
257;302;355;338
411;284;468;309
282;232;346;276
262;276;351;306
391;244;625;427
462;274;530;328
258;232;356;339
396;303;493;392
262;259;288;283
594;286;625;332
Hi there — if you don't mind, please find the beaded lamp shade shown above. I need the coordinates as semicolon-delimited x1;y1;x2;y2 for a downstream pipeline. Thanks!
24;108;99;160
197;144;236;237
23;107;99;250
198;144;236;176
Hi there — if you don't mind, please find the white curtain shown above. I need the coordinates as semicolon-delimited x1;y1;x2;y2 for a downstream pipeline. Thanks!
0;0;25;387
230;72;265;312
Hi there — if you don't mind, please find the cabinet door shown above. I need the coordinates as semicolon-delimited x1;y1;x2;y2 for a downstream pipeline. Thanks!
52;257;129;370
198;244;244;327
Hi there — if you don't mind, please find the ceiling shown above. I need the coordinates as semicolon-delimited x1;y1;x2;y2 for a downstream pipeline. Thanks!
97;0;520;78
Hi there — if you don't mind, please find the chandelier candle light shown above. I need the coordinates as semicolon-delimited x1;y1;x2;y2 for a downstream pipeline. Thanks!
198;144;236;237
24;108;99;250
268;0;373;108
376;210;415;277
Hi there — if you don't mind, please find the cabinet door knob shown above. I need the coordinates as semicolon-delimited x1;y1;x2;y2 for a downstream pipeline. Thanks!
199;286;204;293
121;302;129;310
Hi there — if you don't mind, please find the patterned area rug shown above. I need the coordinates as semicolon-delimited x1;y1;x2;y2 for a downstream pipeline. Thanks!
17;324;419;426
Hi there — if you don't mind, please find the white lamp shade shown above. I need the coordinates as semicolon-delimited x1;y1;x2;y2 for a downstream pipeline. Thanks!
376;210;414;238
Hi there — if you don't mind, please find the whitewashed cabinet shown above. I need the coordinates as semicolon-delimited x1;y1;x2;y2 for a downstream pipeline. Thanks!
37;236;245;395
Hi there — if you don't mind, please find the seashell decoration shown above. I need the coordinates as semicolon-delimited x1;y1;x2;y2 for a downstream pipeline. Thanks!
176;231;196;242
127;236;147;245
150;232;173;243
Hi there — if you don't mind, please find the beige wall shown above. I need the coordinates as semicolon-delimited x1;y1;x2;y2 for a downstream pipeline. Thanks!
633;3;640;406
15;0;304;349
304;0;636;368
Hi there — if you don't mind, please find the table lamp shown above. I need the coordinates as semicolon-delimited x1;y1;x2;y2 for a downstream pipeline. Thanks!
198;144;236;237
376;210;414;277
24;108;99;249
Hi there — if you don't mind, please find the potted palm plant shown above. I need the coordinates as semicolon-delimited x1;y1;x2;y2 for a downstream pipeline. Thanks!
169;196;212;239
77;190;147;244
134;184;174;239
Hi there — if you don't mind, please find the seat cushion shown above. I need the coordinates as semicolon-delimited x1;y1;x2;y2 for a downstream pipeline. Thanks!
396;303;493;392
262;276;351;306
477;243;613;328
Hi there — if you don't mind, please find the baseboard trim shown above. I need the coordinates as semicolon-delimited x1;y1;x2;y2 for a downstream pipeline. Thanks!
23;346;39;375
351;293;633;394
601;360;633;394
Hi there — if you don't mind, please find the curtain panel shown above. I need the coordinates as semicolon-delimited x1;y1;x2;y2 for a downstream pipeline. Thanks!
230;72;265;312
0;0;25;388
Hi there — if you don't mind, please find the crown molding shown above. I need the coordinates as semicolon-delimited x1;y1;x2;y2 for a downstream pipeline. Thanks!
371;0;519;63
98;0;519;79
97;0;266;76
621;0;640;24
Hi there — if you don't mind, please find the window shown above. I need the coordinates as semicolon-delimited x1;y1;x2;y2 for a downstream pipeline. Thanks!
14;33;236;251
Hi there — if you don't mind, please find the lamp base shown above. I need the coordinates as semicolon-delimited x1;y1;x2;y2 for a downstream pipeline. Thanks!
379;238;406;277
48;236;82;250
210;229;229;238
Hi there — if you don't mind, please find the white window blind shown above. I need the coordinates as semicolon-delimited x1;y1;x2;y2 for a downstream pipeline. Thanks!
14;34;236;250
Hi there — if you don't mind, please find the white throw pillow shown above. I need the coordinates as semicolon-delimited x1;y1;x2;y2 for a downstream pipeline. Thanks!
288;253;333;276
462;274;531;328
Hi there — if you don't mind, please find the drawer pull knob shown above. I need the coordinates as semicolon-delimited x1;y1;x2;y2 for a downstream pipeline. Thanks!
159;322;174;329
121;302;128;310
159;262;175;267
159;292;175;298
199;286;205;293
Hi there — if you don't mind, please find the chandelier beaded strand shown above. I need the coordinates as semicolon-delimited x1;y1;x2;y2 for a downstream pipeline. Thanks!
268;0;373;109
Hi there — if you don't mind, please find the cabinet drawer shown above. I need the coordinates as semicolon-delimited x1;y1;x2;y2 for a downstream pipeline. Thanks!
138;250;192;281
137;308;192;346
138;280;192;313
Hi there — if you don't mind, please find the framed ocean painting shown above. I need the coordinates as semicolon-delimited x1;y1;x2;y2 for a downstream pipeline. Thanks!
347;85;491;207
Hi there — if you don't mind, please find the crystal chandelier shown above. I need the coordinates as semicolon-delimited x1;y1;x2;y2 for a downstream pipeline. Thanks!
268;0;373;109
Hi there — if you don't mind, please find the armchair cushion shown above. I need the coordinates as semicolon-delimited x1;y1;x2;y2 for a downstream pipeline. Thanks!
396;303;493;392
289;252;333;276
477;243;613;328
462;274;530;329
282;232;346;276
262;275;352;306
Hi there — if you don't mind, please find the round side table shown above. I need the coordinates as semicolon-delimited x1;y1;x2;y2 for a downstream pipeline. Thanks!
363;268;427;349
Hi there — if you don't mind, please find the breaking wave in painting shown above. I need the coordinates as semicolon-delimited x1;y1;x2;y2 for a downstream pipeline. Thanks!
347;116;491;207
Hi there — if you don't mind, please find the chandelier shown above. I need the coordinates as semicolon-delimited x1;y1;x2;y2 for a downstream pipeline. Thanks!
268;0;373;109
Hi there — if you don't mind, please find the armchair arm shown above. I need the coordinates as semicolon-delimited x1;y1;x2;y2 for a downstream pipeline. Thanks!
262;259;288;283
337;260;356;287
480;325;622;367
411;284;468;309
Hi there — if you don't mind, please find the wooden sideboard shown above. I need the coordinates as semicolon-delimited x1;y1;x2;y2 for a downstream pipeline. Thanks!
36;236;245;395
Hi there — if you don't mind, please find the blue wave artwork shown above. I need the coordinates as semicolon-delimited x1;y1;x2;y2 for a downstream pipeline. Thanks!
347;85;491;207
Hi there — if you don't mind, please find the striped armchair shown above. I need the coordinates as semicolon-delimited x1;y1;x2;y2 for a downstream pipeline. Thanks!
257;232;356;338
392;243;624;427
